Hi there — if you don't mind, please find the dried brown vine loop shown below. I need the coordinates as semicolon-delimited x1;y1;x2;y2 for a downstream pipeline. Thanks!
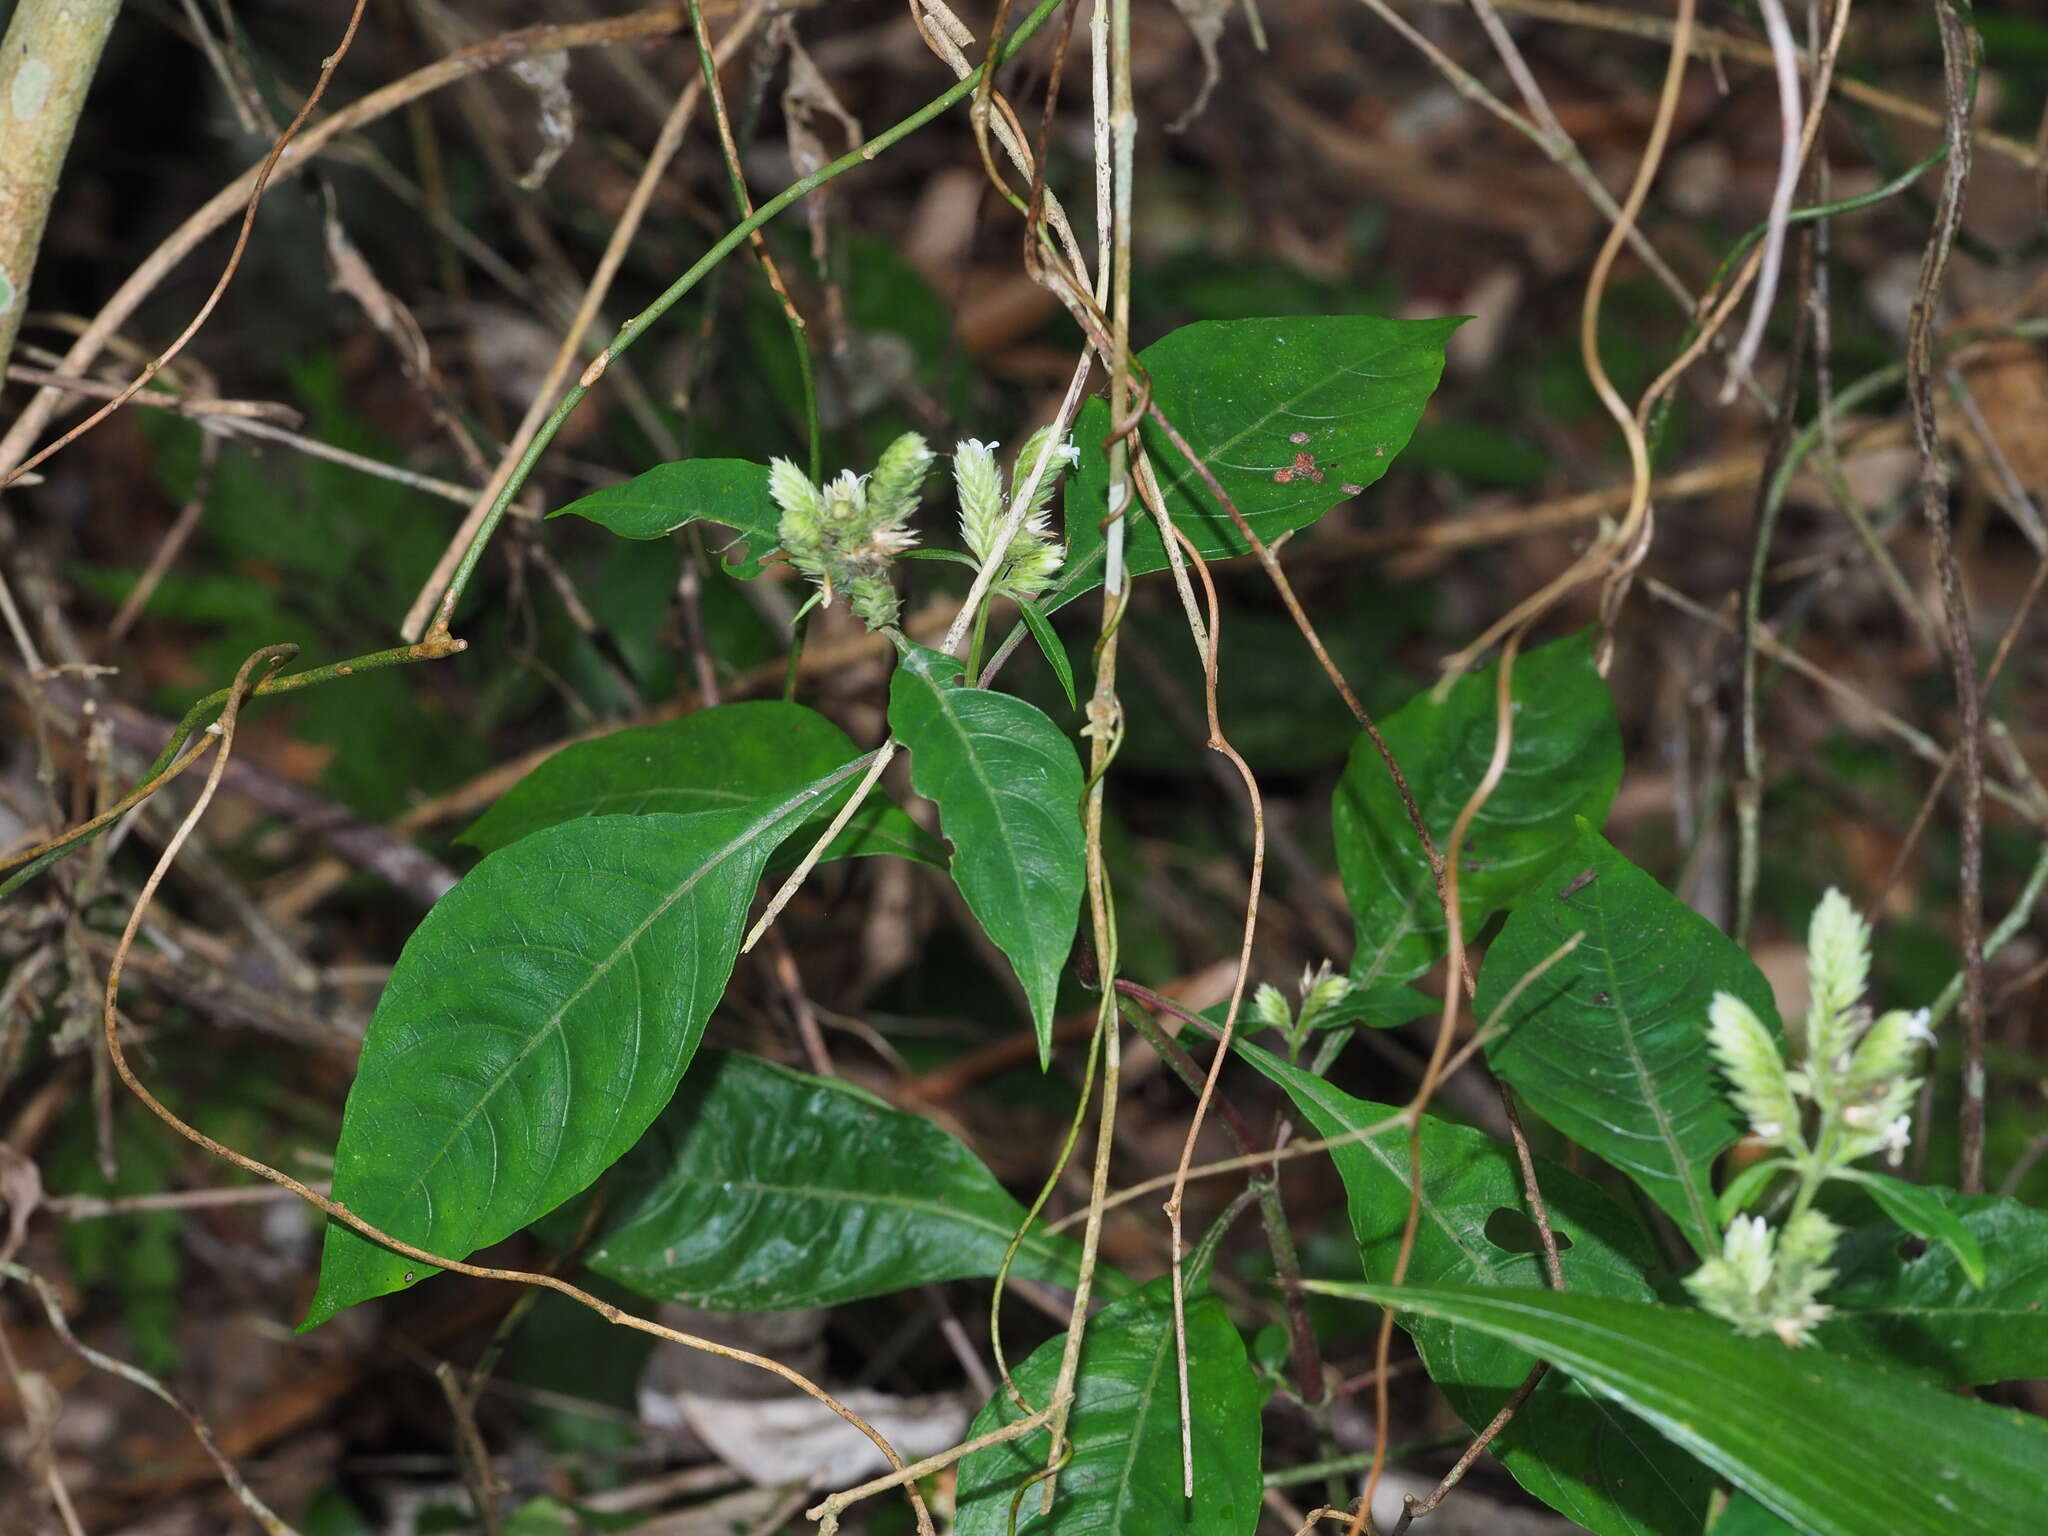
1437;0;1697;688
96;647;933;1535
1351;625;1525;1535
969;0;1025;201
0;0;370;490
1157;520;1267;1492
402;0;767;643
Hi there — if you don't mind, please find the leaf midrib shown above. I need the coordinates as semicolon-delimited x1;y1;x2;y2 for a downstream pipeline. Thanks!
905;661;1064;1012
609;1171;1055;1270
1413;1293;2026;1534
376;789;828;1244
1586;898;1716;1251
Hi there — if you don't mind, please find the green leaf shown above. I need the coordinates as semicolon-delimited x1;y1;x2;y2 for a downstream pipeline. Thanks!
1050;314;1462;610
1313;980;1438;1032
1475;825;1781;1256
1709;1493;1801;1536
1017;596;1078;712
548;459;781;577
1835;1171;1987;1290
1307;1282;2048;1536
954;1278;1262;1535
571;1050;1098;1308
887;643;1085;1065
303;775;853;1327
1237;1041;1711;1536
1335;630;1621;988
1819;1191;2048;1385
458;700;943;867
1717;1158;1793;1224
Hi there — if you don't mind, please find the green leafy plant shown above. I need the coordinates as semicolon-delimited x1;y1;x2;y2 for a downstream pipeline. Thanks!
1686;889;1974;1344
9;7;2042;1532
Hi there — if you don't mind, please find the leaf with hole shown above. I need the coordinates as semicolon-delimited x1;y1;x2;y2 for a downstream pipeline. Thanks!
953;1277;1262;1535
562;1050;1101;1309
887;643;1085;1065
1475;824;1780;1256
1335;630;1621;989
1049;314;1462;610
1818;1191;2048;1385
1835;1170;1987;1290
458;700;942;867
302;769;863;1327
1237;1040;1711;1536
1307;1282;2048;1536
548;459;781;577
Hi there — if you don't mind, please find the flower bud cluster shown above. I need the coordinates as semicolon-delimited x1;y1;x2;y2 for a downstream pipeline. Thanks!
1253;960;1353;1058
1686;889;1933;1345
955;427;1075;601
771;433;933;630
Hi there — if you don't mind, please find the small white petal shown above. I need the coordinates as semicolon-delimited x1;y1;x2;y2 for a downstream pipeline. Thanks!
1905;1009;1936;1047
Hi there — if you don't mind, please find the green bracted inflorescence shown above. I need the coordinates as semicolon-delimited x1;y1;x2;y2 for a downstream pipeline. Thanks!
770;433;933;630
1688;888;1935;1346
954;428;1075;601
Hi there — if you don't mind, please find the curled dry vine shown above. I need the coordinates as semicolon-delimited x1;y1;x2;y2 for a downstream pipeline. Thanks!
6;4;2043;1534
90;648;940;1534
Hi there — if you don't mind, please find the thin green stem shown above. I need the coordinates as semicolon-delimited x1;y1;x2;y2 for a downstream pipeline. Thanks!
782;591;821;703
0;637;460;902
687;0;820;480
965;597;993;688
1264;1432;1468;1492
424;0;1070;639
1930;839;2048;1030
989;1011;1105;1412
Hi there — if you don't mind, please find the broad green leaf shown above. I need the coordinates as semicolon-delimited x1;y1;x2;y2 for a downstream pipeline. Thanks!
1819;1192;2048;1385
1835;1170;1987;1289
1335;630;1621;988
1709;1494;1800;1535
1051;314;1462;611
887;643;1085;1063
548;459;781;577
1475;826;1780;1256
572;1051;1098;1308
458;701;943;868
954;1278;1262;1535
1238;1041;1711;1536
1309;1282;2048;1536
303;776;852;1327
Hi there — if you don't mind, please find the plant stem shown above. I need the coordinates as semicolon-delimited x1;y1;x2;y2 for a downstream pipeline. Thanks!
687;0;821;481
0;0;124;376
418;0;1071;642
965;597;993;687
